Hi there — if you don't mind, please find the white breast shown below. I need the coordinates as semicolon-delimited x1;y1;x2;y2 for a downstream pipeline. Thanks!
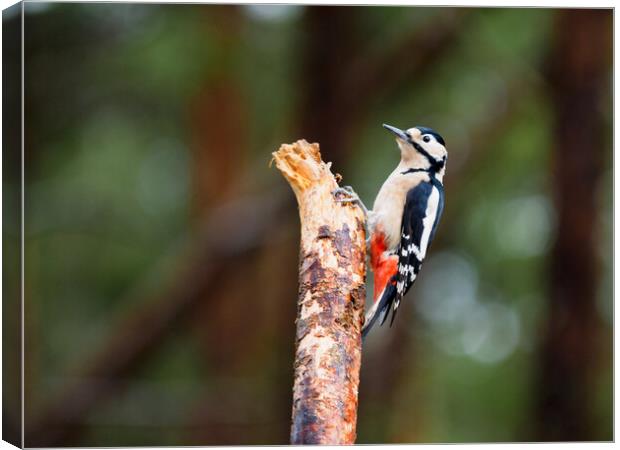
370;168;430;251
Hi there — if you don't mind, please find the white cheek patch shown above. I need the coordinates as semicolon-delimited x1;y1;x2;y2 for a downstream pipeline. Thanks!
427;143;447;161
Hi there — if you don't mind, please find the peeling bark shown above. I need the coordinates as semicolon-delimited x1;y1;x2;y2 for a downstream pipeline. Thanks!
272;140;366;444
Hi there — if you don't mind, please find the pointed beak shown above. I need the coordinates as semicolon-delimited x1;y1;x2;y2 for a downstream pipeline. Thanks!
382;124;409;141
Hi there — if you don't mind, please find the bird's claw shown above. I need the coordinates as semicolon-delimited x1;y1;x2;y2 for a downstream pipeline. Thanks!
340;185;356;195
333;186;358;203
333;186;369;218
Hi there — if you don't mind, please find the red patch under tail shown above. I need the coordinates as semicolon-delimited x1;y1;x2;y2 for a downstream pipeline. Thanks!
370;232;398;301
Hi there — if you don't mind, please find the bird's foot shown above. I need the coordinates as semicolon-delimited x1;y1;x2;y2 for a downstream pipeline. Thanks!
333;186;369;217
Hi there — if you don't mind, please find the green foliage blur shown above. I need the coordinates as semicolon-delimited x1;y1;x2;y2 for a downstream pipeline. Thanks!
4;3;612;445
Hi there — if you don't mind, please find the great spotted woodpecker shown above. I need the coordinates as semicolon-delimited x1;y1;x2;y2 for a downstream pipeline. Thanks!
337;124;447;337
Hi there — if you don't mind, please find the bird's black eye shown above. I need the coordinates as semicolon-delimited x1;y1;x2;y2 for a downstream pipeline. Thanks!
422;135;431;143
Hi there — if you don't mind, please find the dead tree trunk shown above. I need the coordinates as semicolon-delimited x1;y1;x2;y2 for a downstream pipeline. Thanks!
272;140;366;444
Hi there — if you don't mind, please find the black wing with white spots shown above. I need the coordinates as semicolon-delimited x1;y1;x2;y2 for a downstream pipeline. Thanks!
386;178;445;325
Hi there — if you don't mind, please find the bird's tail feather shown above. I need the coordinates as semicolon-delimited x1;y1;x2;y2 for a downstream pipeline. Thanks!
362;282;397;339
389;302;399;327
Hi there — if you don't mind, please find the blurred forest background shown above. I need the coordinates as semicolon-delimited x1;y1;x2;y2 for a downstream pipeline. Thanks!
2;3;612;446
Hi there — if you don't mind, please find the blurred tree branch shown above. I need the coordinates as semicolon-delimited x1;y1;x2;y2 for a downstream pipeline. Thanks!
296;6;361;169
184;6;289;444
26;193;289;446
189;5;247;220
534;9;611;441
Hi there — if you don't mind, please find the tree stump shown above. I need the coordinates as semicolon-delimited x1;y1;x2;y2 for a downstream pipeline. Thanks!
271;139;366;444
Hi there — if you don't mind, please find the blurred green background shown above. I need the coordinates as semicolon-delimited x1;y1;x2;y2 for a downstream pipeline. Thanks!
2;3;612;446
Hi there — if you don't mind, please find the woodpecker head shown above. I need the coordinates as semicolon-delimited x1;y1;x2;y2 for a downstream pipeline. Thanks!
383;124;447;174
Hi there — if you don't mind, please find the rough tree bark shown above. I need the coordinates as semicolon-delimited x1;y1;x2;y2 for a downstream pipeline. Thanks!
272;140;366;444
